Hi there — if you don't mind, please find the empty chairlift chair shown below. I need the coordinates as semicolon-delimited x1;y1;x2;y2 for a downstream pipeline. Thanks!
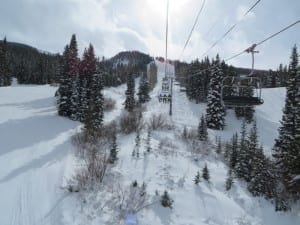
221;75;264;108
221;44;264;108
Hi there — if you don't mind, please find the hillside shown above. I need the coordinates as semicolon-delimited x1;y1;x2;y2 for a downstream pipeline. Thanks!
0;63;299;225
0;40;62;84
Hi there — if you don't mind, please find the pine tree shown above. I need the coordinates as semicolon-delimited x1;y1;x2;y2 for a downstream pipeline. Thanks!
57;44;71;117
137;73;150;103
69;77;79;120
78;48;89;122
246;120;259;181
161;191;173;208
224;141;231;161
285;136;300;195
145;129;151;153
225;169;234;191
76;44;103;128
79;44;98;122
133;129;141;157
0;37;10;86
78;74;88;122
284;61;300;196
273;45;300;204
247;144;265;196
198;114;208;141
125;72;136;112
235;106;254;124
83;104;95;135
206;55;225;130
182;126;188;140
248;145;275;198
109;129;118;163
216;136;222;154
229;133;238;170
194;171;201;185
67;34;80;120
202;163;210;182
235;120;250;180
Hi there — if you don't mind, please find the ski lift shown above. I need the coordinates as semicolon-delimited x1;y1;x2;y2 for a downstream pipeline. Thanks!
158;77;171;103
221;44;264;108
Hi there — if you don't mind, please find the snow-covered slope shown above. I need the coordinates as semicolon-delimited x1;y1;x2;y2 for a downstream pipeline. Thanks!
0;67;299;225
0;84;81;225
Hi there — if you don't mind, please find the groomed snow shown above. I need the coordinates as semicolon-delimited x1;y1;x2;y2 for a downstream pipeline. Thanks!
0;67;299;225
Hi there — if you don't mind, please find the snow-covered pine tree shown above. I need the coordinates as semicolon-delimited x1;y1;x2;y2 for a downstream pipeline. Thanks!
57;44;71;117
216;136;222;154
89;72;104;129
161;191;173;208
202;163;210;182
69;77;79;120
186;59;208;103
182;126;188;140
235;106;255;124
80;44;97;123
273;45;300;204
206;55;225;130
186;59;200;101
198;114;208;141
246;120;259;181
67;34;80;120
225;169;234;191
285;135;300;195
133;129;141;157
235;120;250;181
194;171;201;185
0;37;10;86
229;132;238;170
145;129;151;153
137;73;150;103
284;56;300;197
248;145;275;198
124;72;136;112
78;48;89;122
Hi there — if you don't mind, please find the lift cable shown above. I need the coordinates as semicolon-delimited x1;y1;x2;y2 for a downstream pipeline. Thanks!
225;19;300;62
179;0;206;59
201;0;262;57
183;19;300;78
164;0;170;78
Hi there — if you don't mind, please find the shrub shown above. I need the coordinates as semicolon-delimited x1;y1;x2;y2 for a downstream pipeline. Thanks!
117;181;148;214
194;171;201;185
161;190;173;209
148;113;169;130
68;123;117;191
120;110;144;134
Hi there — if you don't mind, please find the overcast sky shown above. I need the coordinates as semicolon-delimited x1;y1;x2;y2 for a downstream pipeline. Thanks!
0;0;299;69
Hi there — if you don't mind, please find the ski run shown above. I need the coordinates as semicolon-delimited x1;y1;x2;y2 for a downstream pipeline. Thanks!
0;61;299;225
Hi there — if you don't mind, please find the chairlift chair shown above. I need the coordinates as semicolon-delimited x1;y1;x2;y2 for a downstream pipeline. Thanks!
158;77;172;103
221;44;264;108
221;76;264;107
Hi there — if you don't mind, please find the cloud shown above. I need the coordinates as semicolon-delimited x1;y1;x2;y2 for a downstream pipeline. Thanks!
0;0;299;69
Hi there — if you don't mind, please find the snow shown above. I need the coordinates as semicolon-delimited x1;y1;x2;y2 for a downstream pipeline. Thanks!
0;84;81;225
0;68;299;225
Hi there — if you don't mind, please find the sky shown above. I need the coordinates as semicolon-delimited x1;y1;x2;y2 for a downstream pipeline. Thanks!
0;0;299;70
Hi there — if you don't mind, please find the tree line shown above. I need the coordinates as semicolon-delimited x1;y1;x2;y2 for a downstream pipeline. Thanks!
0;37;152;87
